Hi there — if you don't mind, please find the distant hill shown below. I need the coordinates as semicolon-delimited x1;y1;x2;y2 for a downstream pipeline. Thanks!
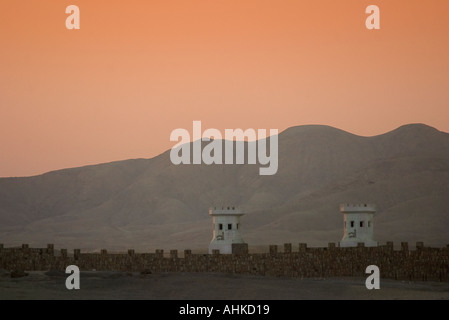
0;123;448;251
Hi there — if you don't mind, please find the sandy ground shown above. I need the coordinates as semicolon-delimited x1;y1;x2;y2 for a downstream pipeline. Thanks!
0;271;448;300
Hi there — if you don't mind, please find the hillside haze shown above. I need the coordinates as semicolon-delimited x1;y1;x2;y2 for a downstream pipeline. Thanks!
0;123;448;251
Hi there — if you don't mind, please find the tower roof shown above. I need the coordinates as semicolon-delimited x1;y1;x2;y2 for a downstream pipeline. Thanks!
209;206;245;216
340;203;376;213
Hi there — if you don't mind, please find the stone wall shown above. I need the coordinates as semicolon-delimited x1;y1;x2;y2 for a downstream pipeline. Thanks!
232;243;249;255
1;242;448;282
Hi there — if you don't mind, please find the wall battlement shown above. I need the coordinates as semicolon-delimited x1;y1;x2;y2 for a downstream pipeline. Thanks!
1;242;448;282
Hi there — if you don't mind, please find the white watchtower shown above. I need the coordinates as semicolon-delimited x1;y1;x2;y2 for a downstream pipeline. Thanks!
208;206;245;254
339;203;377;247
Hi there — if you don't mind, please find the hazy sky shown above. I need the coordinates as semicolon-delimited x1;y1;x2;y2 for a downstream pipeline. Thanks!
1;0;448;177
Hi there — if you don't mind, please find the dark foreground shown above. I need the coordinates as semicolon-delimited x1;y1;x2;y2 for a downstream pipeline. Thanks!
0;271;448;300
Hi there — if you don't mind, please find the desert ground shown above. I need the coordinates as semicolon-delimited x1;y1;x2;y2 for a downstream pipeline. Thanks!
0;270;448;300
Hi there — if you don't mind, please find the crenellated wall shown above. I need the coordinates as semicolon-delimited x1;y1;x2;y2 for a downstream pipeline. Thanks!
1;242;448;282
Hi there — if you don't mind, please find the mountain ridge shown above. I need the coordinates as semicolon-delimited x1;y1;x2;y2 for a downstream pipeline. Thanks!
0;123;448;251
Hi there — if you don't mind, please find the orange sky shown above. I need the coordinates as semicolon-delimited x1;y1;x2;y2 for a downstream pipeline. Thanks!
1;0;448;177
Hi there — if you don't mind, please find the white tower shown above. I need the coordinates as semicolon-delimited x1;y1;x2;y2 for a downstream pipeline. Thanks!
208;206;245;254
339;203;377;247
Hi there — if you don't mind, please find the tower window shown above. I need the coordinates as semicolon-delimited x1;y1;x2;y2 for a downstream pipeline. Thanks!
237;223;239;229
228;224;232;230
360;221;364;227
368;221;371;227
219;224;223;230
350;221;354;228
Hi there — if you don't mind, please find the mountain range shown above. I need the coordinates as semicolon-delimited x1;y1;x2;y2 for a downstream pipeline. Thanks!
0;123;448;251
